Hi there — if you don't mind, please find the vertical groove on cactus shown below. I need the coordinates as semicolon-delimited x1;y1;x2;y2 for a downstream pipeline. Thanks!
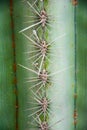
9;0;18;130
73;2;78;129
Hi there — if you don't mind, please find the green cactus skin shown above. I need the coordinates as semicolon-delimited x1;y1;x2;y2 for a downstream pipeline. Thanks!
76;1;87;130
0;1;15;130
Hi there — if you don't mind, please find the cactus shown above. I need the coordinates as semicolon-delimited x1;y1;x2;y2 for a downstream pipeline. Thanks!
0;0;87;130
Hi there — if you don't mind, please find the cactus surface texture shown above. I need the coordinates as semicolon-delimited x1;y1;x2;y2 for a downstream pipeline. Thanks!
0;0;87;130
